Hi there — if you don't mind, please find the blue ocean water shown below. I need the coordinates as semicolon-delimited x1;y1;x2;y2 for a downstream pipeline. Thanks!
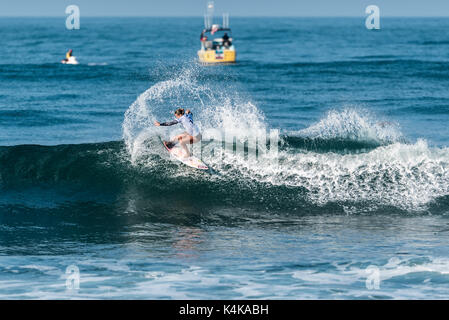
1;17;449;299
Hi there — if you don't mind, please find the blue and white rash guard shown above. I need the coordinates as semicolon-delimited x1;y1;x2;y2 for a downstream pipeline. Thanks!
160;113;200;137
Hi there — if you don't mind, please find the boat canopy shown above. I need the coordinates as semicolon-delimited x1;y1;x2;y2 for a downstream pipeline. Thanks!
201;27;232;35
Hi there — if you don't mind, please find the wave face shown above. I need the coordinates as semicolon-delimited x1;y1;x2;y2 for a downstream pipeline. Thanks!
13;70;431;215
0;70;448;216
1;131;449;216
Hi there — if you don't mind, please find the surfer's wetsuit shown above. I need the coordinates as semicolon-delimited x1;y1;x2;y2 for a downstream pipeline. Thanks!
159;113;201;137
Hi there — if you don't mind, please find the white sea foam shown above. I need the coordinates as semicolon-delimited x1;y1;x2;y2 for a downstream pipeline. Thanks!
87;62;109;66
292;257;449;299
1;256;448;299
210;138;449;211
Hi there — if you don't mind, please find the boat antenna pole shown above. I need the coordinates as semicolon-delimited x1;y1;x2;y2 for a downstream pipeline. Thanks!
223;12;229;28
205;1;214;29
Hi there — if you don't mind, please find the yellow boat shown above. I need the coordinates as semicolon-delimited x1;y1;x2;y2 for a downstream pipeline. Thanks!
198;26;236;64
198;2;236;64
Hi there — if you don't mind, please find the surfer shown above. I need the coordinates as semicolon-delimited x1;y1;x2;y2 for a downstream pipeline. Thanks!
62;49;73;63
61;49;79;64
154;108;201;158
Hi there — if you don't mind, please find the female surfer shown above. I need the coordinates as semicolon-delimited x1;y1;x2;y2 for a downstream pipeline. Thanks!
154;108;201;158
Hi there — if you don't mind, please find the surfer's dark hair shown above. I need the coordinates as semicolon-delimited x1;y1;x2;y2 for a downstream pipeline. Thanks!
174;108;185;116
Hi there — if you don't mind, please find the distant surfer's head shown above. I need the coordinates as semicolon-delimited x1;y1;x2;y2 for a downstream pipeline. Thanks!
174;108;185;118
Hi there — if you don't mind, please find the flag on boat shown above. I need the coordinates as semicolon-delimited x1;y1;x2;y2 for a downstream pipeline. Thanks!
211;24;219;34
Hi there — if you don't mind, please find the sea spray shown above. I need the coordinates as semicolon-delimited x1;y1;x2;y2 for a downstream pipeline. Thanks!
122;64;268;164
210;138;449;211
296;108;403;144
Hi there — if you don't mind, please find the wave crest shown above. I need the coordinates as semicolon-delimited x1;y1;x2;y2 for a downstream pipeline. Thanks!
296;108;403;144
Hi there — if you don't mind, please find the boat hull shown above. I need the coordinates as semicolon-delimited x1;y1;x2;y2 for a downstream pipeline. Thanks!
198;49;236;64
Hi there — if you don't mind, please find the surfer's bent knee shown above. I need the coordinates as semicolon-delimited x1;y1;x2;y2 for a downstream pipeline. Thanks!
189;133;201;144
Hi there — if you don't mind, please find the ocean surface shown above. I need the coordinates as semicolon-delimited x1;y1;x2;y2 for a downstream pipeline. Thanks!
1;17;449;299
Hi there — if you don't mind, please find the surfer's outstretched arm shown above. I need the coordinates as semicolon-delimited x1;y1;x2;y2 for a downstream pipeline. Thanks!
154;120;178;126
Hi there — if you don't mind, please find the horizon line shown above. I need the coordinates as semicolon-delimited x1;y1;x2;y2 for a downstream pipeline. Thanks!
1;15;449;18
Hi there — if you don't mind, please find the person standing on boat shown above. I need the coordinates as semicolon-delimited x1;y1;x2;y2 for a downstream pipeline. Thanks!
223;33;231;47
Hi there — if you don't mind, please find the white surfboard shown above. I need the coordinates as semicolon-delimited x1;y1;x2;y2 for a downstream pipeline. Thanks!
61;56;79;65
163;140;208;170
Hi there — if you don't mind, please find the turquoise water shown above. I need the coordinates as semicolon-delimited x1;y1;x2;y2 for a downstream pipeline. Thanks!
1;17;449;299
